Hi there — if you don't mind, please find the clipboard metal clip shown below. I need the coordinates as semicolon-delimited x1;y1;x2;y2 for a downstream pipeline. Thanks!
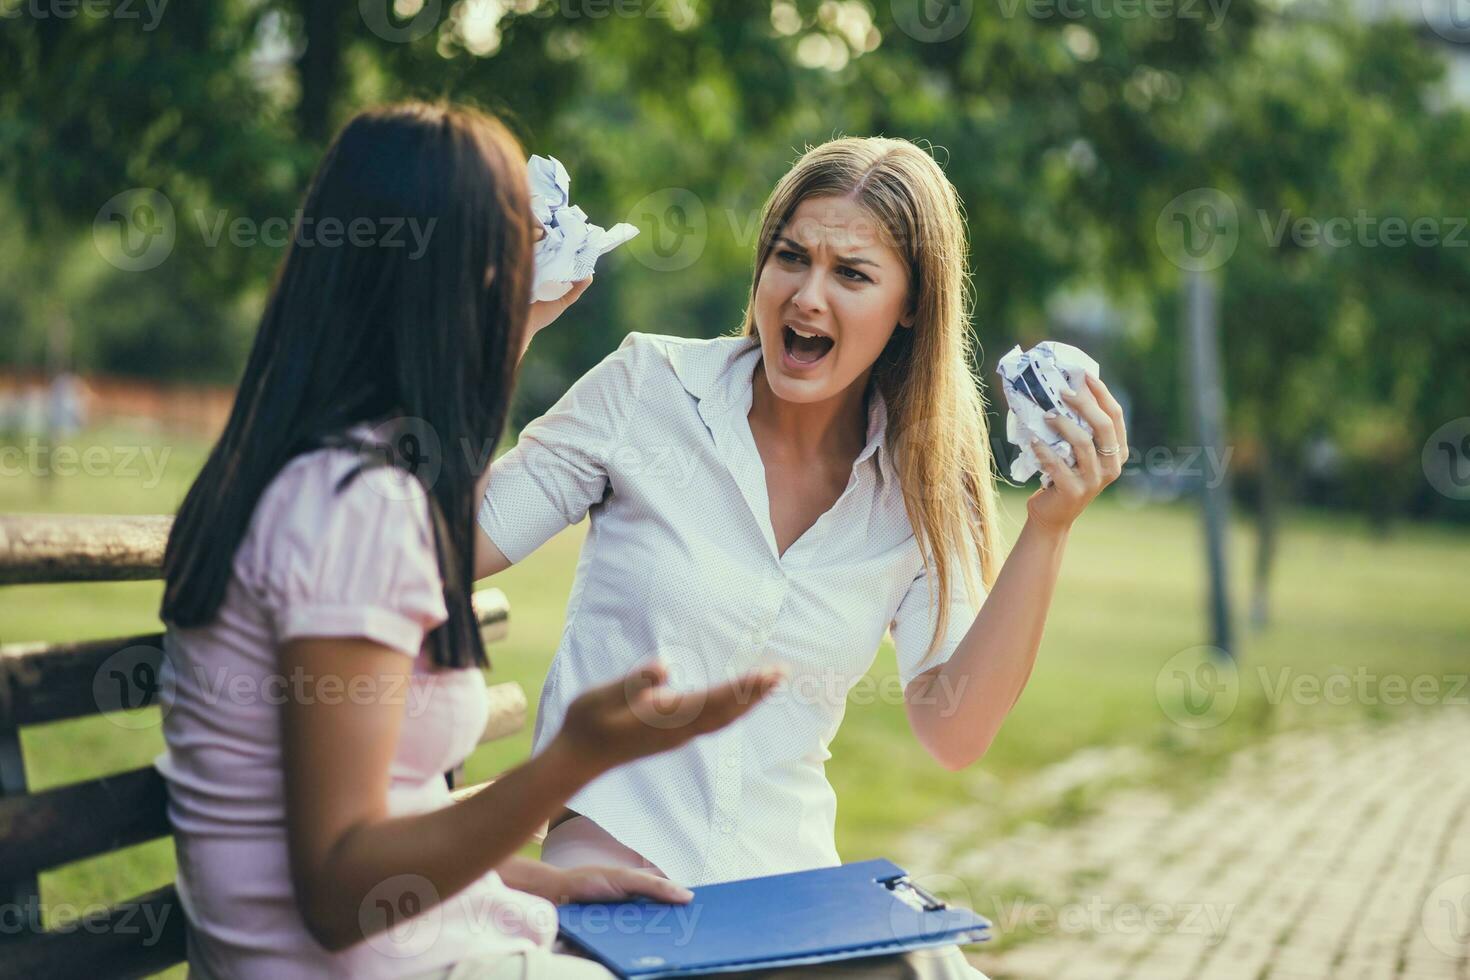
884;876;948;913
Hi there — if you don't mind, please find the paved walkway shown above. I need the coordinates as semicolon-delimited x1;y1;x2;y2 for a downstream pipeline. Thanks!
897;712;1470;980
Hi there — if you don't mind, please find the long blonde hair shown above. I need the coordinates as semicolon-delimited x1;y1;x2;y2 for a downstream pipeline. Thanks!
739;137;1002;660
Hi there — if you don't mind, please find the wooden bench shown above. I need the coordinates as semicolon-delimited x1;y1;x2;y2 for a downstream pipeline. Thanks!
0;514;530;979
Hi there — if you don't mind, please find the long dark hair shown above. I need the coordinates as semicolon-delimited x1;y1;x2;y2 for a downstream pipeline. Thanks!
162;102;533;670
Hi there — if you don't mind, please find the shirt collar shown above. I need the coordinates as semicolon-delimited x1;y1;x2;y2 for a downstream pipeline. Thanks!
668;334;896;487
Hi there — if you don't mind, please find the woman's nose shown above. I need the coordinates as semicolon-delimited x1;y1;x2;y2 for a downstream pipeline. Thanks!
791;268;826;315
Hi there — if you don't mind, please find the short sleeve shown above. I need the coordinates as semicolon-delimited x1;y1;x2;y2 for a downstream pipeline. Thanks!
243;455;449;658
477;332;651;563
889;554;987;689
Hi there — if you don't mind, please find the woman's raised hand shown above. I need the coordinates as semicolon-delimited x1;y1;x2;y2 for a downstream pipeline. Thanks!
526;276;593;340
552;660;785;776
1026;373;1129;533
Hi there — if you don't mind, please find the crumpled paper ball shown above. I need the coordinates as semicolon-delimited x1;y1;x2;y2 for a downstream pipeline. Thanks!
528;155;639;302
997;341;1102;487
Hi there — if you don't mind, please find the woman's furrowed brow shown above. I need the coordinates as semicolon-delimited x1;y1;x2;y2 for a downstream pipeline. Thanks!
777;236;880;268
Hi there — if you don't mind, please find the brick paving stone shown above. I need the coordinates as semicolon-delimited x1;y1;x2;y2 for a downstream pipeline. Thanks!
930;712;1470;980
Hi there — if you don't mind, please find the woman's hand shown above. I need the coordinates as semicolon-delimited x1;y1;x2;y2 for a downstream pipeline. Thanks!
526;276;593;341
550;865;694;906
551;660;785;776
1026;373;1129;533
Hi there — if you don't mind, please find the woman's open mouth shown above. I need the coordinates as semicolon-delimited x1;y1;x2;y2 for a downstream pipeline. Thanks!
782;324;835;367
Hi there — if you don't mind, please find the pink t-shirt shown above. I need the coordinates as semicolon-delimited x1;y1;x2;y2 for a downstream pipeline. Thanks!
155;444;557;980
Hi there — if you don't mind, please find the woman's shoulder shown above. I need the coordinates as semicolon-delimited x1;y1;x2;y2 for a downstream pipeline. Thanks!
607;331;758;402
237;441;436;588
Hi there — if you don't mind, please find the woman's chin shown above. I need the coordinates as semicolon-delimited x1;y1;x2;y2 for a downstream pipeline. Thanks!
761;359;840;404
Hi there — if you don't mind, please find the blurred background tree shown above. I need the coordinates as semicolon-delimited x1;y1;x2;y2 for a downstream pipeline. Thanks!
2;0;1466;547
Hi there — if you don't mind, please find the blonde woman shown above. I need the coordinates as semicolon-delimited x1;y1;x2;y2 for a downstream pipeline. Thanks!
477;138;1127;977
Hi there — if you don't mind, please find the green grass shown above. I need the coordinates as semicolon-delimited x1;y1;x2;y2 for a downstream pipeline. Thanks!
4;426;1468;973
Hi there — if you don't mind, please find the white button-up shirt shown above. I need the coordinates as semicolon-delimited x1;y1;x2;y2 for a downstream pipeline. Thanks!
478;333;984;885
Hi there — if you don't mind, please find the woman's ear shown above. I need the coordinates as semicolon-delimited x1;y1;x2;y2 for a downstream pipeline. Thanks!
899;307;916;330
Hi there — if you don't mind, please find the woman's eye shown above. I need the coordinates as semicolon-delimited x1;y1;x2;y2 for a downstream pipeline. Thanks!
837;266;870;283
777;250;805;263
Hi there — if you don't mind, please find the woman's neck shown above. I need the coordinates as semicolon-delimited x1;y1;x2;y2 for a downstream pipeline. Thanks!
748;360;870;462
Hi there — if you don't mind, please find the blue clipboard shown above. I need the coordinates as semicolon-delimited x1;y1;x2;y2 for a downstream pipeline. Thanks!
556;858;991;978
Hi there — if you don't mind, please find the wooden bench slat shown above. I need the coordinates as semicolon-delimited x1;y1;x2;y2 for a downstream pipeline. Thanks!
0;515;174;586
0;767;170;882
7;883;187;980
0;589;510;728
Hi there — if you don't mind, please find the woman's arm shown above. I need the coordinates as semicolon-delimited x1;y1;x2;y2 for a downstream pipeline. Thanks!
474;278;592;582
904;373;1128;770
282;637;781;952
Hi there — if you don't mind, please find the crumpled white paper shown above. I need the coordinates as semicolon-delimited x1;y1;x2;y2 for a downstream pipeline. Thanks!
997;341;1101;486
528;155;639;302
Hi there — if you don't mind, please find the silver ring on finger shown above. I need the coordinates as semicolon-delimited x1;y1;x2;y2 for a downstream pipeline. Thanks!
1097;445;1121;456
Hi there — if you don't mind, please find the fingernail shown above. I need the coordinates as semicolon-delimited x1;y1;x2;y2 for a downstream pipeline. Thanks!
1064;388;1077;397
1044;410;1058;420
